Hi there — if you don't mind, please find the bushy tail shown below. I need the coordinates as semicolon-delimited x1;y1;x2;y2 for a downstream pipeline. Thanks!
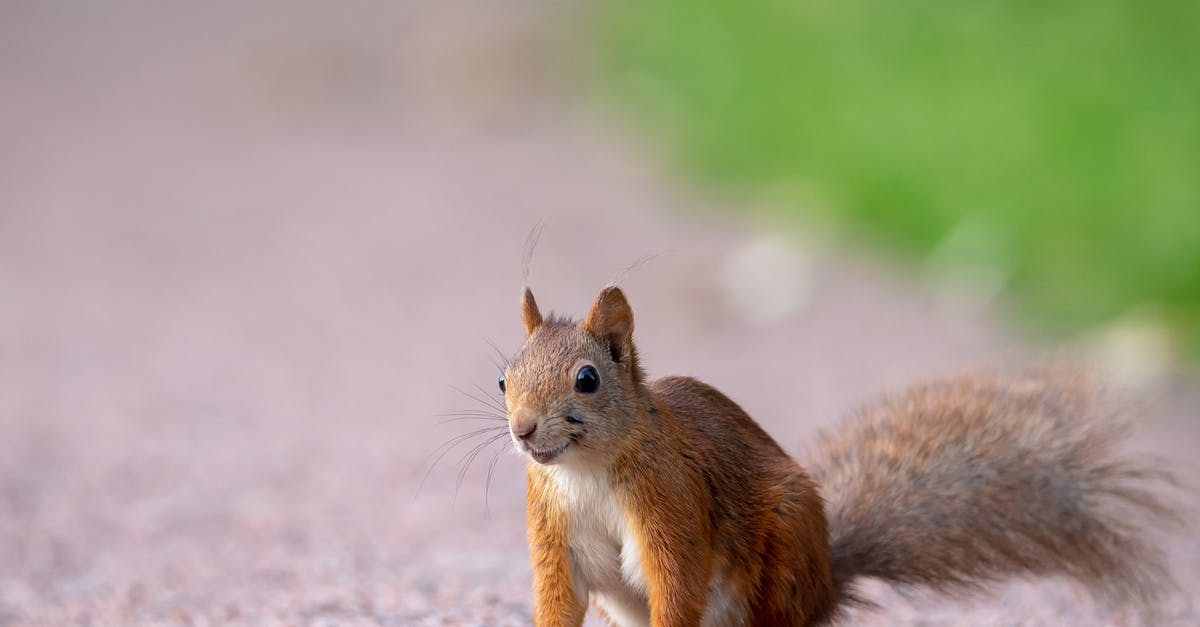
810;368;1182;611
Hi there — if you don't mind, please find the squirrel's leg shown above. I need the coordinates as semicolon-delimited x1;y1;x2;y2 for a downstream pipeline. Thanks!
630;495;712;626
528;471;587;627
757;468;838;625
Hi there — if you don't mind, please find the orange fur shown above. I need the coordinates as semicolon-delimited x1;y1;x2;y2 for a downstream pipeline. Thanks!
527;468;587;626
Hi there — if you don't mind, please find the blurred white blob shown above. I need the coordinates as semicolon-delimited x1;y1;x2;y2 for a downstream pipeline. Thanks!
927;215;1010;314
1086;306;1176;387
719;234;813;325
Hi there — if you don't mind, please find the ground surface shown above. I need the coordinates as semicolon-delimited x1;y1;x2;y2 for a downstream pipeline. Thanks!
1;2;1197;625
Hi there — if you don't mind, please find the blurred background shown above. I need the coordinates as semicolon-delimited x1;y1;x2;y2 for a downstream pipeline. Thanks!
0;1;1196;625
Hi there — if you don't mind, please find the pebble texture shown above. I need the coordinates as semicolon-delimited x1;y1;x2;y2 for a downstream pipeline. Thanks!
1;2;1197;625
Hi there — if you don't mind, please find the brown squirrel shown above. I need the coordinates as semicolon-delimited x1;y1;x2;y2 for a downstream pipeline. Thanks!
500;285;1177;626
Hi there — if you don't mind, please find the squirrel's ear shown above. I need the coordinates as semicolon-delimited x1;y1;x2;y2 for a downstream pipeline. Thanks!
583;286;636;366
521;287;543;336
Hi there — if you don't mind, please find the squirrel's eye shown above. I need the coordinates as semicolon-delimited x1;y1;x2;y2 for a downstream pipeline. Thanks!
498;372;506;394
575;365;599;394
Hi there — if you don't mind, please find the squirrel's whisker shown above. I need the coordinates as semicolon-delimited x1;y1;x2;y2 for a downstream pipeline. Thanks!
436;416;506;425
450;384;507;415
417;425;508;495
453;431;511;507
435;411;507;424
436;410;506;418
471;382;507;409
483;445;507;520
484;336;512;369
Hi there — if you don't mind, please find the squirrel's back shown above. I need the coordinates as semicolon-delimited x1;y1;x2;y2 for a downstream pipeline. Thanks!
810;368;1180;615
649;375;838;623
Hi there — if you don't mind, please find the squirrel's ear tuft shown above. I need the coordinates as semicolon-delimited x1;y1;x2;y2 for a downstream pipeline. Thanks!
521;287;543;336
583;286;637;369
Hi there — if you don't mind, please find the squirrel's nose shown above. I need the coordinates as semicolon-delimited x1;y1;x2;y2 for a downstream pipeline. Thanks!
511;407;539;441
514;422;538;441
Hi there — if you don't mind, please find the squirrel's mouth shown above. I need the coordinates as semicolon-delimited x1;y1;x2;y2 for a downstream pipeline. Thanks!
528;443;568;464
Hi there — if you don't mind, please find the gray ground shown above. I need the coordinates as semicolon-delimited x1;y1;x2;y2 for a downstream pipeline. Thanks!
1;2;1197;625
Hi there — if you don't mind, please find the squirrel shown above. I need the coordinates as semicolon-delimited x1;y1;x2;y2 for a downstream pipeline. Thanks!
499;284;1178;626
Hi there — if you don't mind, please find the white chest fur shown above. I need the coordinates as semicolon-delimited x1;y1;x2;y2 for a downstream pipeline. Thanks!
546;465;650;626
544;466;745;626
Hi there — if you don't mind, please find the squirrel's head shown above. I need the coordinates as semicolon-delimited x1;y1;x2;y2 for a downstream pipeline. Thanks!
501;286;646;466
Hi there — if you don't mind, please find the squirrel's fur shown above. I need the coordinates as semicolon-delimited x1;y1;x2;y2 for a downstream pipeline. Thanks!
502;286;1177;626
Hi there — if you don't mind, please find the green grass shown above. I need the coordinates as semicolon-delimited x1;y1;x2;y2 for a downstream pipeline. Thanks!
591;0;1200;357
